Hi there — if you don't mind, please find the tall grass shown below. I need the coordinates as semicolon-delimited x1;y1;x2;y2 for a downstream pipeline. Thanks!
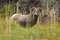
0;18;60;40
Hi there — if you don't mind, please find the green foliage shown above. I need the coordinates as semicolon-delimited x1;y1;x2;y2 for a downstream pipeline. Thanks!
4;4;16;17
0;7;5;17
0;4;16;18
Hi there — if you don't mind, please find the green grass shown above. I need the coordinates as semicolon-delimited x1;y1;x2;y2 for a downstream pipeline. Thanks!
0;18;60;40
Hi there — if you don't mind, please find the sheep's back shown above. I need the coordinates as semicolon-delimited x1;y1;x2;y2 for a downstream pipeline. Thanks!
17;15;32;22
12;14;22;21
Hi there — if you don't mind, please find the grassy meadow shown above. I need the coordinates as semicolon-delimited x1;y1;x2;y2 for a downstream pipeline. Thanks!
0;0;60;40
0;18;60;40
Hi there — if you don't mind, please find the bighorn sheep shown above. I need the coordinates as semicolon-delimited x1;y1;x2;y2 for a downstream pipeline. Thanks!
11;7;39;27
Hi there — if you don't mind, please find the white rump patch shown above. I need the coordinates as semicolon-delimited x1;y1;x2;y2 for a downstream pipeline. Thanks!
12;14;17;18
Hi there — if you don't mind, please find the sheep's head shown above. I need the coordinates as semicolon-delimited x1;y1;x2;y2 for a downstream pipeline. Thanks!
30;7;41;15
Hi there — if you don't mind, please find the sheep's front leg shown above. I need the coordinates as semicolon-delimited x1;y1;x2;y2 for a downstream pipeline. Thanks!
26;19;31;28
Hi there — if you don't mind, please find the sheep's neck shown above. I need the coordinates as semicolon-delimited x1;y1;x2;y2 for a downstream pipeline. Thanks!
31;15;38;26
